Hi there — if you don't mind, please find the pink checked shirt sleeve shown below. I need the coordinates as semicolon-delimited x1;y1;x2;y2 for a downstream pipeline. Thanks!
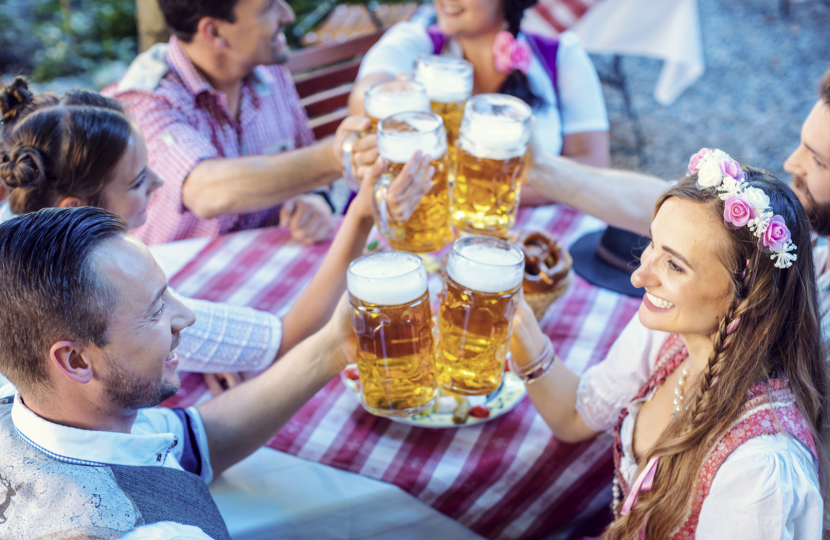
172;290;282;373
103;37;319;245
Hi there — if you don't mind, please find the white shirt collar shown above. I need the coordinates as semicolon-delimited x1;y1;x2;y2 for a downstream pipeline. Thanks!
11;393;180;468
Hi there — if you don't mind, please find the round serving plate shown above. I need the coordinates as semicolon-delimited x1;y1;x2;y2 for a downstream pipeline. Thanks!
340;366;526;428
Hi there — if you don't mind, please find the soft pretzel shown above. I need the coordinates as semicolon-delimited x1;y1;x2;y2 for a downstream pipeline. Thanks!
518;230;571;293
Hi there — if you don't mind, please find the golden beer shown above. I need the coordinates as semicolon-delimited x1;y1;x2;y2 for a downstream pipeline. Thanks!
435;236;525;395
452;94;532;238
364;80;430;133
347;252;437;417
375;111;452;253
415;55;473;178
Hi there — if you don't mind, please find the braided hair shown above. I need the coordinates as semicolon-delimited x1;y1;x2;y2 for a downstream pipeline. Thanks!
498;0;545;109
605;167;828;538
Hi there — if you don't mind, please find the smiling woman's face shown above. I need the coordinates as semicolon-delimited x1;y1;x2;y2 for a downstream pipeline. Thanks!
631;197;734;338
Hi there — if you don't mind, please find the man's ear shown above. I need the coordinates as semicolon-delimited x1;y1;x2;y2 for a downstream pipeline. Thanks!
196;18;230;50
49;341;95;384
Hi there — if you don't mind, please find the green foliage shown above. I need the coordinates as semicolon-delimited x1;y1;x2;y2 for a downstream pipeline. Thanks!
0;0;137;82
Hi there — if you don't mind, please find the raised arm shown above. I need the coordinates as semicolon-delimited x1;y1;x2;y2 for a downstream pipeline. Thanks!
526;145;666;237
183;117;370;219
197;293;354;477
510;296;599;443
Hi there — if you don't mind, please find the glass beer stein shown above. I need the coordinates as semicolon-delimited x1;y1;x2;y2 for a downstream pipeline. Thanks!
435;236;524;395
452;94;532;238
364;79;430;133
374;111;452;253
414;55;473;176
347;251;437;417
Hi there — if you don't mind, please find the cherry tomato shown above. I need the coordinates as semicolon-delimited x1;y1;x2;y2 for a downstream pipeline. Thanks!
344;368;360;381
469;405;490;418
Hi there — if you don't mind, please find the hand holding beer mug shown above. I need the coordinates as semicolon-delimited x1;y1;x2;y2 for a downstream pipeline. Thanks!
374;111;453;253
453;94;532;237
436;236;524;395
414;55;473;171
347;252;437;416
343;81;430;188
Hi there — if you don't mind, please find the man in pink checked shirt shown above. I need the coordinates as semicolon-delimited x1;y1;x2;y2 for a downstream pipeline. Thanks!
103;0;377;246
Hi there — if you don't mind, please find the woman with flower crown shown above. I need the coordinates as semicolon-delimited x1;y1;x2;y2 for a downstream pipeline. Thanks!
509;149;828;538
348;0;609;203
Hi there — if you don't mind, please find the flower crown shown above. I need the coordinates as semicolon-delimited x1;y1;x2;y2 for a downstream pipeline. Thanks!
688;148;797;269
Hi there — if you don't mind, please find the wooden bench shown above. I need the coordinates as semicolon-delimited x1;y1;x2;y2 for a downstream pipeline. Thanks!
286;30;386;139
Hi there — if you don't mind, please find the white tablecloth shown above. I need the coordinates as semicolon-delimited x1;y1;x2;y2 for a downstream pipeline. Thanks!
147;241;484;540
525;0;705;105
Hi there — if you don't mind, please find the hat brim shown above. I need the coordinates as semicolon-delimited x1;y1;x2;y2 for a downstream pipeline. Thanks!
570;230;645;298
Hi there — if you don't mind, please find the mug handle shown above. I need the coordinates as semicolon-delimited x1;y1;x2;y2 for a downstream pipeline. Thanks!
372;171;394;238
341;132;362;192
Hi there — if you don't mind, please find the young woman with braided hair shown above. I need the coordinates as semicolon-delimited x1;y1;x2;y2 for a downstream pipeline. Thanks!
348;0;609;203
510;151;827;538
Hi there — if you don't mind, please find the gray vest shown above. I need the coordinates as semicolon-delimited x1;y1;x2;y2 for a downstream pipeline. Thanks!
0;400;231;540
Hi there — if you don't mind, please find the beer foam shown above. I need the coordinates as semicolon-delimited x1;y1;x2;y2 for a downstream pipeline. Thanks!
365;88;430;122
447;240;524;294
378;112;448;164
414;55;473;104
348;252;428;305
459;94;531;159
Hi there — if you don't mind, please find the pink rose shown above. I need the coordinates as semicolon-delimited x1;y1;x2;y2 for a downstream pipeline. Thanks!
493;31;515;73
688;148;711;174
723;195;756;227
511;39;532;74
761;215;791;252
719;158;745;182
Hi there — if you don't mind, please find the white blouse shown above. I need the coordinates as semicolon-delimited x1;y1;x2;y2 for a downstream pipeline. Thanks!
576;314;823;539
356;22;609;156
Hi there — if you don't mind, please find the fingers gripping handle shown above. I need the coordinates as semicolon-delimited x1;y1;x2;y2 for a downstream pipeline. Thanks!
341;131;362;192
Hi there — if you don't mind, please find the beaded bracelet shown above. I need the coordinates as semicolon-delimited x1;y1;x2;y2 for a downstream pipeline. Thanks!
508;335;556;385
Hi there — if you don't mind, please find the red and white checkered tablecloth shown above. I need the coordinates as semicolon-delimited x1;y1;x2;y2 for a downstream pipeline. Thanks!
163;205;640;539
532;0;602;34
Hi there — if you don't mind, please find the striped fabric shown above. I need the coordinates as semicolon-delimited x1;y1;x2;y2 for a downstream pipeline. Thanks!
163;206;641;539
533;0;601;33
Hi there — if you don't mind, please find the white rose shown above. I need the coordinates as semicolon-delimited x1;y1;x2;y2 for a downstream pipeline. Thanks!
743;186;770;211
697;156;723;187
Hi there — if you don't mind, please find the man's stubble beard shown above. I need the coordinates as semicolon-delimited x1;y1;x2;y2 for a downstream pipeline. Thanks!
102;347;181;411
793;174;830;236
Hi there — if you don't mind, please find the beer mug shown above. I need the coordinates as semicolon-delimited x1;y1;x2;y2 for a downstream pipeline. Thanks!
435;236;524;395
414;55;473;175
452;94;532;238
347;251;437;417
342;81;430;191
374;111;452;253
365;80;430;133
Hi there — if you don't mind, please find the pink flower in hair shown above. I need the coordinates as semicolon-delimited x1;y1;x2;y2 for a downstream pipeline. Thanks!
510;38;532;73
761;215;791;252
719;158;745;182
724;195;756;227
494;31;515;73
688;148;712;174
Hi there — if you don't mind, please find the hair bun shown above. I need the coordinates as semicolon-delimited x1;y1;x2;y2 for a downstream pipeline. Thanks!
0;145;47;191
0;77;34;125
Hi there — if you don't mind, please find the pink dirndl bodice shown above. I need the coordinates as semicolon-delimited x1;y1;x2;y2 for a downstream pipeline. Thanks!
611;334;818;538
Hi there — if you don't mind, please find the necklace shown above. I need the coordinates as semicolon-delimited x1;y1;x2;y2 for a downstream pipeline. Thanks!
671;362;691;419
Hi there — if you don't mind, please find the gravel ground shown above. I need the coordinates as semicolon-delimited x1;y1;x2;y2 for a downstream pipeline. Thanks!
600;0;830;183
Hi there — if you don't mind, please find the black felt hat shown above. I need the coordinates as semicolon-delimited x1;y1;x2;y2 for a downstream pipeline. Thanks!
569;226;648;298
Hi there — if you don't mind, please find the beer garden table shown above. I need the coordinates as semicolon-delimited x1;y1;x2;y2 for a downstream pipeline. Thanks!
148;205;641;540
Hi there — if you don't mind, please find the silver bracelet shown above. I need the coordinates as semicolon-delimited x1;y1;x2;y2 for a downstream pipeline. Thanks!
508;335;556;385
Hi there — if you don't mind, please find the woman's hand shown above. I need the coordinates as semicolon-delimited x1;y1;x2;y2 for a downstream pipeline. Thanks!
279;193;337;244
319;291;357;374
510;292;550;369
350;151;435;222
203;371;255;396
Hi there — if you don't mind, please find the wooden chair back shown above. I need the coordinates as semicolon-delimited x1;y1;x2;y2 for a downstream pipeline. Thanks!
287;30;386;139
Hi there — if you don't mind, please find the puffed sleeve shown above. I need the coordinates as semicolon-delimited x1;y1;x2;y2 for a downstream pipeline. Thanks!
172;289;283;373
575;313;670;432
696;434;822;539
357;22;434;80
554;32;609;135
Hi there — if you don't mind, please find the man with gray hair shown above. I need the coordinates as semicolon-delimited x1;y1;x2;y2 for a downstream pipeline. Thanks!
0;207;355;539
